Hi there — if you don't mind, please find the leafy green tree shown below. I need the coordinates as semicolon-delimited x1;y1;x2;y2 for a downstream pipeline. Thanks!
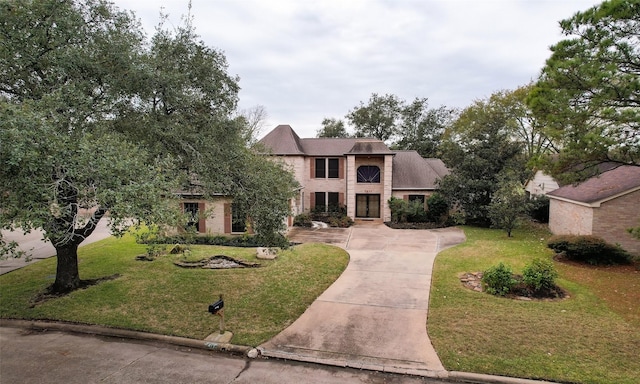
495;85;558;162
528;0;640;183
347;93;402;142
0;0;296;293
393;98;453;158
488;174;529;237
316;117;350;138
438;95;524;226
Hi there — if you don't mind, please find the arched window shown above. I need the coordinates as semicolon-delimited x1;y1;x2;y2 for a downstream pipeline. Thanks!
357;166;380;183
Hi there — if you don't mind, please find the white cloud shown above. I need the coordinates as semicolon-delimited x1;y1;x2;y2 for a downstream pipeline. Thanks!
111;0;602;138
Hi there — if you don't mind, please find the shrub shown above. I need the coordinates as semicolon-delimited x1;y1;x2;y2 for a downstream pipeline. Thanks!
328;215;354;228
547;235;632;265
522;258;558;292
482;262;517;296
528;195;549;223
388;196;408;223
407;200;428;223
150;234;264;247
426;193;449;223
293;213;313;227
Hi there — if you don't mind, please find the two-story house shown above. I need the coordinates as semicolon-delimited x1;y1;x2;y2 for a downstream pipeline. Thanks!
178;124;448;234
258;124;448;224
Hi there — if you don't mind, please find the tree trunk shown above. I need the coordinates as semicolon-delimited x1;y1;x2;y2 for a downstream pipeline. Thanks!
51;243;81;293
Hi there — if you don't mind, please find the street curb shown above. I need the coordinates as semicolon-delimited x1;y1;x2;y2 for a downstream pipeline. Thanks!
1;319;560;384
0;319;252;356
448;371;560;384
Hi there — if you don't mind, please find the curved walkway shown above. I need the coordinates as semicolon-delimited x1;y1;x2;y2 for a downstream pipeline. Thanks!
260;224;465;377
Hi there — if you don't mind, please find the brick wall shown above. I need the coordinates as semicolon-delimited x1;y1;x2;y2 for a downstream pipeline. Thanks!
592;190;640;255
549;199;593;235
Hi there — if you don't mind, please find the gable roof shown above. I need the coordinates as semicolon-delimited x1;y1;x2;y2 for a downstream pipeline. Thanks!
392;151;449;189
547;165;640;206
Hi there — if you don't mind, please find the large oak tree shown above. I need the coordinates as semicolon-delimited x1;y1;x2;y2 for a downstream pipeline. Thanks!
0;0;296;293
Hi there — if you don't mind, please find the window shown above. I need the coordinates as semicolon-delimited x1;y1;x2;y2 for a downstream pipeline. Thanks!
184;202;199;232
315;158;340;179
357;166;380;183
315;158;326;178
328;158;339;178
408;195;425;205
328;192;339;211
315;192;341;212
314;192;326;211
231;203;246;233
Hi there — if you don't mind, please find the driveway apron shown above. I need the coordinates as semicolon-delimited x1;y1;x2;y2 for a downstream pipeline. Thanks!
260;224;458;376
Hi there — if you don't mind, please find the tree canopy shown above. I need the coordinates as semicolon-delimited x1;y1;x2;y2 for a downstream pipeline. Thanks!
347;93;402;142
438;94;524;226
0;0;296;293
393;98;454;158
528;0;640;182
336;93;452;157
316;117;350;138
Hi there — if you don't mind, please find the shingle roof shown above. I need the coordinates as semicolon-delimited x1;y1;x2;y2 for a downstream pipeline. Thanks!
258;125;391;156
258;125;449;190
258;124;304;155
300;138;363;156
547;165;640;204
346;140;394;155
392;151;449;189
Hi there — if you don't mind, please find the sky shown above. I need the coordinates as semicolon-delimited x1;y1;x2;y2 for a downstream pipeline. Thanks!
111;0;603;139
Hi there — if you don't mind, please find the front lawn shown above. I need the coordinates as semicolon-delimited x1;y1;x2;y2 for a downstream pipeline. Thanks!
0;235;349;346
428;225;640;384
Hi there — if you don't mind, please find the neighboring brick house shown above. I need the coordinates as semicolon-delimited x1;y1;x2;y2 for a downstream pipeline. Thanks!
258;124;449;223
547;165;640;255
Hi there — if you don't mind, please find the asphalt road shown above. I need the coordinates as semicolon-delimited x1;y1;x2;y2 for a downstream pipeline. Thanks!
0;326;449;384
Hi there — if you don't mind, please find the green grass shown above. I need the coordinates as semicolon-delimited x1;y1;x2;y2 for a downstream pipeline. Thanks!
428;225;640;384
0;235;349;346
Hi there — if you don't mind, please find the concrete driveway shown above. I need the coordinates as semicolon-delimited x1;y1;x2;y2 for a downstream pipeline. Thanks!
261;224;465;377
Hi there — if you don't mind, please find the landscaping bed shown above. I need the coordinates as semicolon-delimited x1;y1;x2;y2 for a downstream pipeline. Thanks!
428;224;640;384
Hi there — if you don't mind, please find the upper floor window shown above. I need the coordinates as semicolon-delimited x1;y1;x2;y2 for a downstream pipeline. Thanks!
315;158;326;178
328;158;339;178
357;166;380;183
315;158;340;179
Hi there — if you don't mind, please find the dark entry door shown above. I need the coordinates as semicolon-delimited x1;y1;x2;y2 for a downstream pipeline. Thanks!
356;194;380;218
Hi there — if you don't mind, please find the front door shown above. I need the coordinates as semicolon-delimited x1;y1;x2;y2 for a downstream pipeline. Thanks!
356;194;380;218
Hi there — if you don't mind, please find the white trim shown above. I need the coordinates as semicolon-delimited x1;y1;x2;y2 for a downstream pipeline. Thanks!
548;185;640;208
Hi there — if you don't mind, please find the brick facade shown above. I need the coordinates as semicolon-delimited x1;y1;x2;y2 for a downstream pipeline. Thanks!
549;190;640;255
549;200;593;235
592;190;640;255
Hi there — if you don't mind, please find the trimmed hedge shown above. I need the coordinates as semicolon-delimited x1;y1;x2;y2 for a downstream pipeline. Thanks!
293;213;313;227
547;235;632;265
145;234;278;248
